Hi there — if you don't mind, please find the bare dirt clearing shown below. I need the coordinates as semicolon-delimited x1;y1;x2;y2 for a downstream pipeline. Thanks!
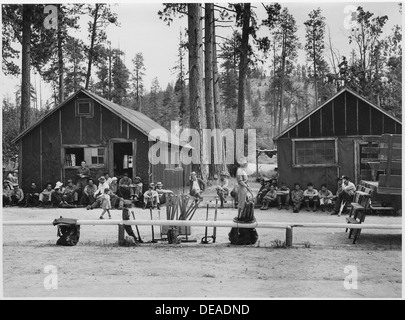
2;206;401;298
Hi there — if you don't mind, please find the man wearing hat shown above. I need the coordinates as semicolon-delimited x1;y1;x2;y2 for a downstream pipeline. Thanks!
130;176;143;202
10;183;24;206
3;180;12;206
189;171;206;201
155;181;173;205
216;171;230;208
143;182;160;209
94;176;109;198
118;173;132;199
76;161;90;196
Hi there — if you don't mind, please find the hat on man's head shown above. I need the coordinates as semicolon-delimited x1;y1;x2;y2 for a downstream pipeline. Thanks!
220;171;230;177
98;176;106;182
237;156;248;164
149;182;155;188
134;176;141;181
67;179;73;183
55;181;63;190
111;177;118;181
156;182;163;187
191;171;197;176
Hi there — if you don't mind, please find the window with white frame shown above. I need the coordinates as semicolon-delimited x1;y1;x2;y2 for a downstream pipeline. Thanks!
293;139;337;166
65;147;105;166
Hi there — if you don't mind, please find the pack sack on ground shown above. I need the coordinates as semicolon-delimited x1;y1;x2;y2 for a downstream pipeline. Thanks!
53;217;80;246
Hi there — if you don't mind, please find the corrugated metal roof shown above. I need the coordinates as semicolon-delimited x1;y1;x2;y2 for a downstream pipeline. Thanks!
273;87;402;141
12;88;186;147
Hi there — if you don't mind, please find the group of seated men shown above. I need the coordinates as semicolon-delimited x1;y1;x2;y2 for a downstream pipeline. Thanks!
2;160;174;210
254;176;355;214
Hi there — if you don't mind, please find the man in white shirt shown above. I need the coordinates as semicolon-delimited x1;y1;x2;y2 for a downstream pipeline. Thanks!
331;176;356;216
189;171;206;201
94;176;110;198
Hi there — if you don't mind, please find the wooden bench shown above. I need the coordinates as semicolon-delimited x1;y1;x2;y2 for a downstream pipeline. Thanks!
369;201;396;216
346;197;371;244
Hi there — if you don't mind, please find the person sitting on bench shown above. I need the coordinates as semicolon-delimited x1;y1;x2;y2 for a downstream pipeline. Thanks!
276;181;290;210
261;185;278;210
25;182;40;207
303;183;319;212
143;183;160;209
216;171;230;208
189;171;206;201
331;176;355;216
319;184;333;212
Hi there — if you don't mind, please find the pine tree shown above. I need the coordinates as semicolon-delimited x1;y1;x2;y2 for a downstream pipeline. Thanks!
111;49;130;105
132;52;146;111
304;8;326;107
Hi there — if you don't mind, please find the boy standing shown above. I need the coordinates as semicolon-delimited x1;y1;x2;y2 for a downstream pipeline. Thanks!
303;183;319;212
291;183;304;213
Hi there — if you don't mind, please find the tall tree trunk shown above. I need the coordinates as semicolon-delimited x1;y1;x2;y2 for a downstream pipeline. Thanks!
236;3;251;130
85;4;100;90
278;33;286;133
57;5;64;103
204;3;216;179
188;3;208;180
108;44;112;100
20;4;33;132
213;14;227;174
313;37;318;107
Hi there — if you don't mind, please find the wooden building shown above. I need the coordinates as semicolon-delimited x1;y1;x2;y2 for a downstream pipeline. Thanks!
13;88;190;192
273;87;402;193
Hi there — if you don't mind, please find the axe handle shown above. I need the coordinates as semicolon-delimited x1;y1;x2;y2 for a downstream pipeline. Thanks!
131;210;142;242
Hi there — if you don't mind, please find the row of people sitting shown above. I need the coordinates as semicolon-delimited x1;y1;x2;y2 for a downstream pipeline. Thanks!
254;176;355;213
3;174;173;210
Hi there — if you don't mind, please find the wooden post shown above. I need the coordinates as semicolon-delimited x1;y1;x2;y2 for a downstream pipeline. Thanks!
118;224;125;246
285;226;293;247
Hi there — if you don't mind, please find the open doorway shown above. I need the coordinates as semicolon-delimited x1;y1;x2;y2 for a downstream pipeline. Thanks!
113;142;133;178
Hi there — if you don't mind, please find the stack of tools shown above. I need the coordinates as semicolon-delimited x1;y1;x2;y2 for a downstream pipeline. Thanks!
229;198;258;245
162;193;199;243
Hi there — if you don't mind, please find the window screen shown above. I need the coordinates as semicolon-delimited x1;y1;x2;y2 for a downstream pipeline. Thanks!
75;99;93;117
295;140;336;165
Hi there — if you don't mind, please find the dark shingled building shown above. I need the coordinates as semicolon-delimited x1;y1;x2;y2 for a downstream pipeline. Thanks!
13;88;190;192
273;87;402;193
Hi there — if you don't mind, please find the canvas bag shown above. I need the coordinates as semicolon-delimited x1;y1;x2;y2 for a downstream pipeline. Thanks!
53;217;80;246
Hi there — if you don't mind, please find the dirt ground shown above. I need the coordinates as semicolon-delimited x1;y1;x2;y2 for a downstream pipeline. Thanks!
2;201;402;298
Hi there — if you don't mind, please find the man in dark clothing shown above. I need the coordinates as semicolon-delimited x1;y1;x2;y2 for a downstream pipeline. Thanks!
25;182;40;207
76;160;90;199
3;180;12;206
118;173;132;199
10;184;24;206
80;179;97;206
